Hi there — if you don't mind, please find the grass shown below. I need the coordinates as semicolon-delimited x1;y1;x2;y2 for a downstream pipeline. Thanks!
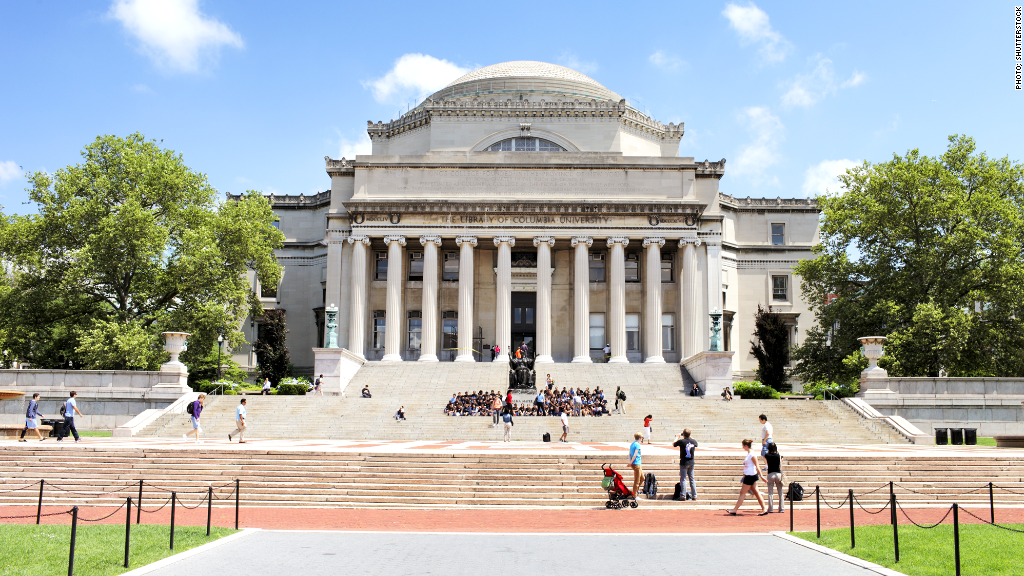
0;523;236;576
79;431;112;437
793;522;1024;576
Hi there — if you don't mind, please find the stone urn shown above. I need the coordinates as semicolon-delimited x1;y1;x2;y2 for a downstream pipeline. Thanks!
155;332;193;393
162;332;191;367
858;336;888;379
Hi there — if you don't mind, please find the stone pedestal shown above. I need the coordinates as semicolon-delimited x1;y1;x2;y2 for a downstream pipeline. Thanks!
154;332;192;393
681;350;735;395
313;348;366;396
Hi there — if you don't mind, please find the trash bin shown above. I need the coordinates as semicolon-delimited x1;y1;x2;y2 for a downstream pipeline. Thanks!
964;428;978;445
935;428;948;445
951;428;964;445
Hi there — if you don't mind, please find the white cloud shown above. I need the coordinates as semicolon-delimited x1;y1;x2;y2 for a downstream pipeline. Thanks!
722;3;791;63
731;106;784;185
802;159;860;196
649;50;685;71
781;56;867;108
365;54;471;105
110;0;244;73
338;132;372;160
0;161;21;184
556;51;599;75
130;83;153;93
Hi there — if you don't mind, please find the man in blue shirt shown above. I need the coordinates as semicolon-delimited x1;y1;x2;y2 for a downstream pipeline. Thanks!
629;432;643;497
57;391;83;442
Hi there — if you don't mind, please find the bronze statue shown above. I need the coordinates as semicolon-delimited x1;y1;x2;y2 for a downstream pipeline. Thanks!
508;355;537;389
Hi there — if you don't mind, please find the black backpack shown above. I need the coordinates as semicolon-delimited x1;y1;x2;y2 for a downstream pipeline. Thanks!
186;401;195;416
542;432;551;442
618;391;627;401
787;482;804;502
643;473;658;497
59;403;66;417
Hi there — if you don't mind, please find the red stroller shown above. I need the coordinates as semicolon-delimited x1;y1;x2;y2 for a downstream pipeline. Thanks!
602;463;638;509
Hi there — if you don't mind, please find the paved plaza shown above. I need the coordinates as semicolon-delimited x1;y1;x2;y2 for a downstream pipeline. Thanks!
142;531;888;576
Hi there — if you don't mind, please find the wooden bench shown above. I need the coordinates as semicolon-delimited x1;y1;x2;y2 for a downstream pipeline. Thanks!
0;423;54;438
993;435;1024;448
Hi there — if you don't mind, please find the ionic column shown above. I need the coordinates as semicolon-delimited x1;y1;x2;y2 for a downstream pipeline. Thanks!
607;237;629;363
493;236;515;362
643;237;666;363
571;236;593;363
381;235;406;362
534;236;555;364
346;235;370;360
680;236;702;359
418;235;441;362
454;236;477;362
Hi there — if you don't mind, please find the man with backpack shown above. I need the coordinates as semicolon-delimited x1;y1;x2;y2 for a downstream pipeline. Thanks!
614;387;627;415
501;406;514;442
20;392;45;442
673;429;698;501
57;391;83;442
183;394;206;444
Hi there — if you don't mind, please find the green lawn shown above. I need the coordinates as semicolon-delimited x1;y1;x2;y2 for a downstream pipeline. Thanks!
793;522;1024;576
0;523;236;576
79;430;112;437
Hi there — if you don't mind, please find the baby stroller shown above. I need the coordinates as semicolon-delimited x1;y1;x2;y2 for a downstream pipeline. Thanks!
602;463;638;509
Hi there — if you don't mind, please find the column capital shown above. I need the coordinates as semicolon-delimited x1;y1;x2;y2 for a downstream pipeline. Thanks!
419;235;442;246
642;237;666;248
455;235;477;247
533;236;555;247
493;235;516;247
606;237;630;247
383;235;406;246
571;236;594;247
347;235;370;246
679;236;702;247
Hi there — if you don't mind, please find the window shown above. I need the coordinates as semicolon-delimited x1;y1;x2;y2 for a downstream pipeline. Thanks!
372;311;386;349
408;251;423;281
442;251;459;281
260;282;277;298
661;253;674;283
772;275;788;301
374;251;388;281
589;253;605;283
442;311;457;351
625;253;640;283
771;223;785;245
407;311;422;352
662;314;675;352
271;221;280;230
514;308;522;323
589;314;605;350
722;291;727;310
486;137;565;152
626;314;640;351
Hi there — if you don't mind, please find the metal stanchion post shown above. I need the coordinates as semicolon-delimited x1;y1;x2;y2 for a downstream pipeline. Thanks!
235;479;239;530
207;486;212;536
816;486;821;538
68;506;78;576
789;493;794;532
849;488;855;549
953;503;961;576
989;482;995;524
889;481;895;525
891;492;899;563
37;479;44;525
170;492;176;551
137;479;143;525
124;497;132;568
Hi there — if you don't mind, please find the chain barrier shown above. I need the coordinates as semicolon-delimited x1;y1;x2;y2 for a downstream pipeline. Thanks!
958;486;988;495
44;484;109;497
994;485;1024;496
139;495;172;514
0;509;72;520
854;494;891;515
78;500;128;522
817;488;850;510
214;484;237;501
896;500;954;529
892;483;936;496
0;482;40;494
958;506;1024;534
856;484;891;497
173;491;209;510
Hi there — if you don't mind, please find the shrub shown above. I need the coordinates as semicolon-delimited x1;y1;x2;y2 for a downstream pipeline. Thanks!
803;380;860;399
276;383;307;396
733;381;781;400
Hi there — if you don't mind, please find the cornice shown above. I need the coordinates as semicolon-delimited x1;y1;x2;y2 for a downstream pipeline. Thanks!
718;192;819;212
227;190;332;209
343;200;704;216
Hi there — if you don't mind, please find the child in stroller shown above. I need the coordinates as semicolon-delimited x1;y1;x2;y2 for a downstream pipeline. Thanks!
602;463;639;509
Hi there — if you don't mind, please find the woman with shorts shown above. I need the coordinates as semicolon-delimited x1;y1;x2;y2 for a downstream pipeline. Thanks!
727;438;767;515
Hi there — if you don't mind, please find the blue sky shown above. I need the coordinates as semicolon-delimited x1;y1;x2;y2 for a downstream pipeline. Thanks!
0;1;1020;213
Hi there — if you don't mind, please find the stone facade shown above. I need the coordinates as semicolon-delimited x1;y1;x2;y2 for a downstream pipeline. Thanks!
240;62;818;377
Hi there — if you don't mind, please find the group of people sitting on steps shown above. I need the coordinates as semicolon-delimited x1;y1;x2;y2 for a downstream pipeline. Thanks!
443;386;611;417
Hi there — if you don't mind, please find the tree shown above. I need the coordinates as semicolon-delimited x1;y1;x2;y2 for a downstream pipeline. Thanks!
793;135;1024;380
253;309;290;385
0;133;284;370
750;305;790;391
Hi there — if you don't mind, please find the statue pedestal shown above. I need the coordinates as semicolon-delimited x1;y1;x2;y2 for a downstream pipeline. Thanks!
313;348;366;396
153;361;191;394
681;351;736;394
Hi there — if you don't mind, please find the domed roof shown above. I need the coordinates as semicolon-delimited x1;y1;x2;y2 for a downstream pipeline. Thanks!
424;60;622;104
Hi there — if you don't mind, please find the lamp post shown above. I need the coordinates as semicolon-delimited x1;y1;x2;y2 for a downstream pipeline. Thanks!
216;335;224;382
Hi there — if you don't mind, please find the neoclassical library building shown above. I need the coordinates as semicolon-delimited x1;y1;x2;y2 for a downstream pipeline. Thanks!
243;61;817;378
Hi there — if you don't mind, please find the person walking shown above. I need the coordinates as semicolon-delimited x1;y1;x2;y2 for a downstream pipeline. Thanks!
764;441;785;513
759;414;774;456
615;387;627;415
19;393;45;442
727;439;768;515
261;378;271;395
490;395;502;427
502;407;514;442
545;374;553;390
535;390;546;416
559;409;569;443
673;429;698;500
603;343;611;363
629;432;643;497
183;394;206;444
313;374;324;396
642;415;653;444
56;391;83;442
228;398;247;443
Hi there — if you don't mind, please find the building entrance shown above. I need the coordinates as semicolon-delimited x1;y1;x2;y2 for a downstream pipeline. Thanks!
511;291;537;357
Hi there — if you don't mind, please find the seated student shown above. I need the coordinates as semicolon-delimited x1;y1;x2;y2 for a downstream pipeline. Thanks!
394;406;406;421
722;387;733;401
362;385;372;398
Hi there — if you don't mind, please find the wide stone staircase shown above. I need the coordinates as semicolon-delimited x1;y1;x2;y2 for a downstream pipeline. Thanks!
1;446;1023;509
135;363;897;444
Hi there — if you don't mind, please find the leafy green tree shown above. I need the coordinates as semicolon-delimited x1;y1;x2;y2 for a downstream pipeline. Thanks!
0;133;284;370
793;135;1024;380
253;309;290;385
750;305;790;391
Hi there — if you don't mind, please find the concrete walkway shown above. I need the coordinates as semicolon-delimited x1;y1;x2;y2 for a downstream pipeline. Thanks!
140;530;894;576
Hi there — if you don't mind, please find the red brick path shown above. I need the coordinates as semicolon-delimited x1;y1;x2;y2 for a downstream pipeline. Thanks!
4;505;1022;533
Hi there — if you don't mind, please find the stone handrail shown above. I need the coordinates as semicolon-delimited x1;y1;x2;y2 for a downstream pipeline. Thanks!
842;397;932;444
